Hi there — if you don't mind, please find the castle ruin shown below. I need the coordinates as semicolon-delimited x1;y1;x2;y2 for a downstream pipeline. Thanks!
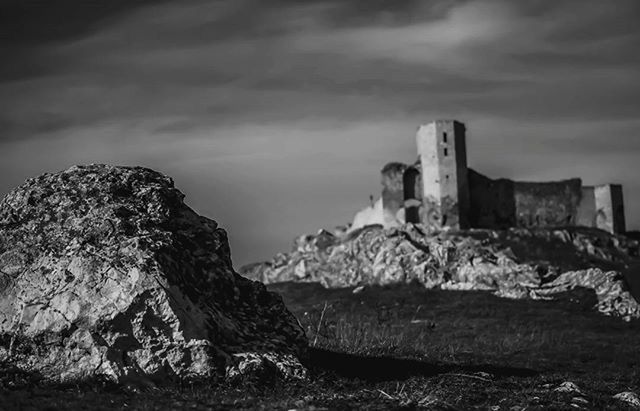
351;120;626;234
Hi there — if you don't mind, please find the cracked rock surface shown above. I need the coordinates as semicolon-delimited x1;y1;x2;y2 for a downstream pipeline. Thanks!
242;224;640;320
0;164;307;384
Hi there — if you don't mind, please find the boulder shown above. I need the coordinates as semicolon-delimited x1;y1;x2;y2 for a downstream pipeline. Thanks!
0;164;307;384
613;391;640;409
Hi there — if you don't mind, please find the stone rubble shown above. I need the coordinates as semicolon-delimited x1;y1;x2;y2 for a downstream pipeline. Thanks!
0;164;308;384
613;391;640;409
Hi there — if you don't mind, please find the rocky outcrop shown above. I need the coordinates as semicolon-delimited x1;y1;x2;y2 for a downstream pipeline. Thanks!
0;164;307;384
525;269;640;320
241;225;640;320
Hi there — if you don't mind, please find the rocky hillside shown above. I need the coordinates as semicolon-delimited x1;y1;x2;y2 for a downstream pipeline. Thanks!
241;225;640;320
0;164;307;384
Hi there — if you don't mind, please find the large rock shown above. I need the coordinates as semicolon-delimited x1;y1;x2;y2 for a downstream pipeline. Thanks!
0;165;307;384
242;224;640;320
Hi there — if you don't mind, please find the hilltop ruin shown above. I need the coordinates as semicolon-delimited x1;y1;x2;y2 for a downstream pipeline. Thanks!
351;120;626;234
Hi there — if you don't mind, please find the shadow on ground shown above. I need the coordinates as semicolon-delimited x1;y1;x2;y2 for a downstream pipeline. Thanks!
305;347;538;382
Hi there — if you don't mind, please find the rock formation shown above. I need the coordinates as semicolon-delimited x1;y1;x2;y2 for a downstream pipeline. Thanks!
0;164;307;384
242;225;640;321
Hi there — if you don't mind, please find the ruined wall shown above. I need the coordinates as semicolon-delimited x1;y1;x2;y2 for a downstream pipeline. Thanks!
513;179;582;227
453;122;470;228
610;185;626;233
368;119;627;233
468;169;516;228
577;186;596;228
403;164;422;224
381;162;408;223
594;184;626;234
468;170;582;229
574;185;626;234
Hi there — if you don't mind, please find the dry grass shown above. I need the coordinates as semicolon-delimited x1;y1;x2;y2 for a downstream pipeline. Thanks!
2;281;640;410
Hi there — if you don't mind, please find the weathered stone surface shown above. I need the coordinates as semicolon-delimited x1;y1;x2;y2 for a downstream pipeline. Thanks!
0;164;307;384
241;224;640;320
613;391;640;409
468;169;517;229
468;169;583;229
381;162;408;224
416;120;470;230
554;381;584;394
529;269;640;321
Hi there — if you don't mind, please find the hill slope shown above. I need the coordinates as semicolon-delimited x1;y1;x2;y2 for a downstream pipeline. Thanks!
241;225;640;320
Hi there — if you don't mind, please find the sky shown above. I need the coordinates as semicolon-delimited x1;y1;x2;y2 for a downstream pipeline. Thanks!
1;0;639;267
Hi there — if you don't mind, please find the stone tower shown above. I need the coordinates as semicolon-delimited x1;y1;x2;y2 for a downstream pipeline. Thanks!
416;120;470;229
594;184;626;234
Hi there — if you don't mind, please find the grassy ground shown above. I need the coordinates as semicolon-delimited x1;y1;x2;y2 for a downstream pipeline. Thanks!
2;281;640;410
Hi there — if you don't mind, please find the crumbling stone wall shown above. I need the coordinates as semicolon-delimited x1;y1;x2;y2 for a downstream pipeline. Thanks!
469;169;582;229
452;122;470;229
577;186;596;228
610;185;626;233
420;195;460;228
594;184;626;234
403;165;422;224
514;179;582;227
468;169;516;228
381;162;407;222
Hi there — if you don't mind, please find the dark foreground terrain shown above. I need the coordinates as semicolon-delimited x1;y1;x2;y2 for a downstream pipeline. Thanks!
2;282;640;410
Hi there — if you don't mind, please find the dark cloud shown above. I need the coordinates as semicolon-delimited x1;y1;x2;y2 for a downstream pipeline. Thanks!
0;0;165;47
1;0;639;264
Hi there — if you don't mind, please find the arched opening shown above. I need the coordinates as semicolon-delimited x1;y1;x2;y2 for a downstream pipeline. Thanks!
403;167;421;224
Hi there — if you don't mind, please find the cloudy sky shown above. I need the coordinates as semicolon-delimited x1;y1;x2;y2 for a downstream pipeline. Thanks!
1;0;639;266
